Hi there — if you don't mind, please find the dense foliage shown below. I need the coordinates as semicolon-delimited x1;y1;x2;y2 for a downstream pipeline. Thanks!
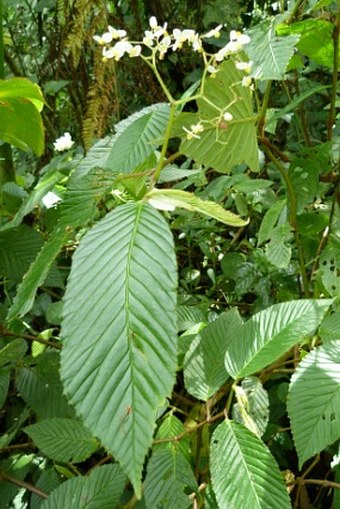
0;1;339;508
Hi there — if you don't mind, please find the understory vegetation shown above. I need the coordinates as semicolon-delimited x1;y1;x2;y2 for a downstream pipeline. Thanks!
0;0;339;508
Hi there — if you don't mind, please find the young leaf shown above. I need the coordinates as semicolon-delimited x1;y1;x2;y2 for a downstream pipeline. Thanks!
246;19;300;80
25;418;98;463
146;188;248;227
287;341;340;469
155;413;191;461
60;202;177;497
258;199;286;246
232;376;269;437
40;464;126;509
184;309;243;401
144;448;197;509
175;59;259;173
210;419;292;508
225;299;331;380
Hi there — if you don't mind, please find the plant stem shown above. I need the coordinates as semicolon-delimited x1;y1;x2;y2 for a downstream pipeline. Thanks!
264;146;310;297
0;326;62;350
257;80;272;136
150;101;177;186
0;470;48;499
327;4;340;141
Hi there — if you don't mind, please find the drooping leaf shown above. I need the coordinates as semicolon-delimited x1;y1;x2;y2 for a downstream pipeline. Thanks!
246;19;300;80
225;299;331;380
174;59;259;173
184;309;242;401
144;448;197;509
40;465;126;509
146;188;248;226
210;419;292;508
60;202;177;496
0;78;44;155
232;376;269;437
6;227;69;321
287;341;340;468
25;418;98;463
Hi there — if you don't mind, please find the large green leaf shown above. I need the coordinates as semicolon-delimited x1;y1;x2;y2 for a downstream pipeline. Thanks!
60;202;177;497
277;19;337;69
246;19;300;80
7;226;69;320
210;420;292;508
175;59;259;173
25;418;98;463
0;338;27;368
146;189;248;226
40;465;126;509
30;469;61;509
0;78;44;155
144;448;197;509
184;309;242;401
155;413;191;462
287;341;340;468
225;300;331;380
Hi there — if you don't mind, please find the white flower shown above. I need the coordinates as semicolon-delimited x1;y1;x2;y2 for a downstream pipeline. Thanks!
42;191;61;209
242;76;252;87
207;65;219;75
143;30;155;47
149;16;158;29
108;26;127;40
93;26;127;45
230;30;250;45
103;40;133;61
148;16;167;38
53;132;74;152
236;60;253;73
128;45;142;57
223;111;233;121
203;24;223;38
158;35;172;58
172;28;199;51
183;122;204;140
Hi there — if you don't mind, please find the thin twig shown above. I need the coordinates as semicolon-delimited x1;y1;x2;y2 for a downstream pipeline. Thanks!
0;470;48;499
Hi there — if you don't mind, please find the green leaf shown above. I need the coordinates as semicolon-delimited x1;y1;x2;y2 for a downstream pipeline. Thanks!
144;449;197;509
7;227;69;320
210;420;292;508
258;199;287;245
16;351;74;419
146;189;248;227
60;202;177;497
25;418;98;463
175;59;259;173
246;19;300;80
0;338;27;368
0;225;43;283
287;341;340;468
184;310;243;401
232;376;269;437
40;465;126;509
276;19;337;69
105;103;169;173
225;300;331;380
320;310;340;342
154;413;191;462
265;225;292;269
30;468;61;509
0;171;65;231
0;78;44;155
0;368;10;409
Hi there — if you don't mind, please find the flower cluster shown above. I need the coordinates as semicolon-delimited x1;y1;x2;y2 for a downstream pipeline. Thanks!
94;17;251;65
